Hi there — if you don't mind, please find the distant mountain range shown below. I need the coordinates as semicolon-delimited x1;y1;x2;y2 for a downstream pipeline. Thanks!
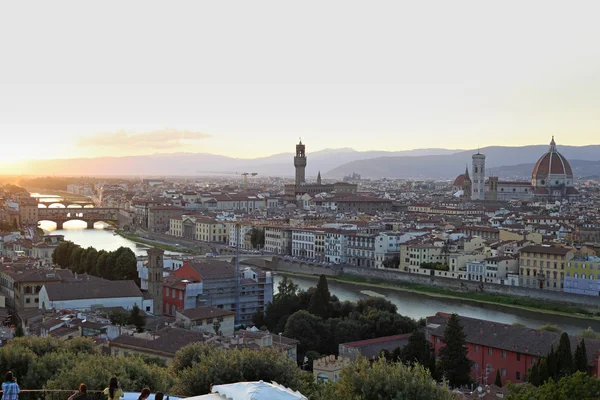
6;144;600;180
324;145;600;180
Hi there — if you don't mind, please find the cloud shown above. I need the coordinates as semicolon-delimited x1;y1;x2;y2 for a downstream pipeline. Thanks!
78;129;212;149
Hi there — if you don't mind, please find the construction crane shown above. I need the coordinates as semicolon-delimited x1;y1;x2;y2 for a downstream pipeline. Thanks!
196;171;258;192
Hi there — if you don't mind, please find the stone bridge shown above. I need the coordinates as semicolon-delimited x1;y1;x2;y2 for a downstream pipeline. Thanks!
37;208;119;229
37;200;96;208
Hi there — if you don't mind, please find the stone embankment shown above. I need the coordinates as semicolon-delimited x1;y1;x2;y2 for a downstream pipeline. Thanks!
251;258;600;310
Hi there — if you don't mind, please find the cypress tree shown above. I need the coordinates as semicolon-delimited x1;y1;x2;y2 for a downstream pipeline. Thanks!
546;345;558;381
400;329;435;372
528;362;540;387
307;275;332;318
573;338;589;373
538;358;550;384
557;332;575;377
494;369;503;387
439;314;473;387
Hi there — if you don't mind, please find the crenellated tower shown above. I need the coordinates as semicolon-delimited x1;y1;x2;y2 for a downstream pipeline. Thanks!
147;247;164;316
294;138;307;186
472;151;486;200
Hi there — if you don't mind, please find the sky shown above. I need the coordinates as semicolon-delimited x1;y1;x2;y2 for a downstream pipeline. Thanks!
1;1;600;165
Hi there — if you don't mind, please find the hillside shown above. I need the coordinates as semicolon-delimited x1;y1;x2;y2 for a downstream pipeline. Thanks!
324;145;600;180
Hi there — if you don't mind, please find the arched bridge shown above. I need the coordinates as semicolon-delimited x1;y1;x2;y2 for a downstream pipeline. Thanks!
37;208;119;229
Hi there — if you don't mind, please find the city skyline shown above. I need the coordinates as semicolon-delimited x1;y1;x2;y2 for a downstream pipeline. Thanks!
2;1;600;165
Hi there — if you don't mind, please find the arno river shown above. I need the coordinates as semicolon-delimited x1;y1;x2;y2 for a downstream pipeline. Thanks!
35;194;600;335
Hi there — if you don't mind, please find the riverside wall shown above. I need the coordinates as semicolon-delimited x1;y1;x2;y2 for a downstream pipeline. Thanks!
259;259;600;310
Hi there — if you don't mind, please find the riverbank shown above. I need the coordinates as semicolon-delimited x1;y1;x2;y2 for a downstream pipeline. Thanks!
115;230;199;254
275;270;600;322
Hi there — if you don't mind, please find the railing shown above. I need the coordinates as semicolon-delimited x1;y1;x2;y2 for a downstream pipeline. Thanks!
0;390;182;400
0;390;105;400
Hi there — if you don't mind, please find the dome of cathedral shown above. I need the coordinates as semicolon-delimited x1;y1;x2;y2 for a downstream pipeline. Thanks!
532;137;573;181
453;174;467;187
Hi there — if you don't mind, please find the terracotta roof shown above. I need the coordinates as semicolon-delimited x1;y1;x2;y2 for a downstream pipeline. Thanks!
178;306;235;321
428;313;600;363
532;138;573;178
519;245;572;255
110;327;204;355
189;261;235;280
44;279;142;301
341;334;412;359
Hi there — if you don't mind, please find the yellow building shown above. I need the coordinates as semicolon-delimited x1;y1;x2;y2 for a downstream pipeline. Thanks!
194;217;230;243
564;256;600;296
518;245;573;290
313;355;348;383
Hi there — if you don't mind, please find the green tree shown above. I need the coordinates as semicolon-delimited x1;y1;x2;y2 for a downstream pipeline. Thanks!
283;310;325;364
82;246;98;274
307;274;332;318
69;246;85;272
95;250;108;277
538;358;550;385
557;332;574;378
108;310;130;327
129;305;146;332
355;296;398;314
577;327;600;340
508;371;600;400
114;247;138;281
439;313;472;387
494;369;503;387
314;357;455;400
538;324;562;334
528;362;541;387
249;227;265;249
400;329;435;373
573;338;588;373
547;345;558;381
14;325;24;337
171;345;306;397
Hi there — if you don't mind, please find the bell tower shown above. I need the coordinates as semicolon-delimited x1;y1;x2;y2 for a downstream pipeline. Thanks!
147;247;164;316
294;138;307;186
472;151;486;201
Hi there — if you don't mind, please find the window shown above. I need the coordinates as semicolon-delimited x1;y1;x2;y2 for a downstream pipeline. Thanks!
531;357;537;365
474;363;479;371
475;345;479;352
486;364;492;375
488;348;493;356
502;350;507;359
517;353;521;361
26;298;31;304
516;371;521;380
502;368;506;377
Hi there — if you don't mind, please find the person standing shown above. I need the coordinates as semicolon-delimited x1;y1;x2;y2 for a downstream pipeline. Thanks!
137;388;151;400
68;384;90;400
1;371;20;400
103;377;124;400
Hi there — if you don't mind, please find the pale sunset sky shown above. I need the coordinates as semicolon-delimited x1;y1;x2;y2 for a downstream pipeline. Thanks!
1;1;600;167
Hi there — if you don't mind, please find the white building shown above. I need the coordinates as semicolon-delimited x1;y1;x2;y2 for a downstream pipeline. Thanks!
291;229;316;258
325;230;348;264
39;279;152;313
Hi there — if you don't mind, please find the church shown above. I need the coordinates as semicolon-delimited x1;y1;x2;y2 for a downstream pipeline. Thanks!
453;137;579;203
284;139;357;203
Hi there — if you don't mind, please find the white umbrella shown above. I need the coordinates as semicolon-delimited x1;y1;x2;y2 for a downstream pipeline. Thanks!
210;380;307;400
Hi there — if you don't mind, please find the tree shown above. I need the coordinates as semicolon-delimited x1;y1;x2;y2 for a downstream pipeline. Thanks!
314;357;455;400
556;332;574;378
250;227;265;249
108;310;129;327
508;371;600;400
14;325;24;337
129;305;146;332
528;362;541;387
538;324;562;334
494;369;503;387
95;251;108;277
538;358;550;385
547;345;558;381
82;247;98;274
172;346;307;397
439;313;472;387
307;274;332;318
69;247;85;271
400;329;435;373
283;310;325;364
213;320;221;335
577;327;600;340
573;339;588;373
114;247;138;281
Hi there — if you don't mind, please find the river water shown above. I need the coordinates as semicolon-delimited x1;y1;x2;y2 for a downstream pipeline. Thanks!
31;194;600;335
272;274;600;335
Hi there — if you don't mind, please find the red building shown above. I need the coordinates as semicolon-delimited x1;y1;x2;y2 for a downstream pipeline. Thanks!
162;263;202;316
427;313;600;385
